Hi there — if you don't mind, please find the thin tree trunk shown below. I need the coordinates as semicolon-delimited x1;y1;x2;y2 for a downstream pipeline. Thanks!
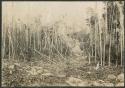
117;2;124;66
94;20;97;64
89;53;91;64
103;4;107;66
34;32;36;55
8;29;10;60
109;34;111;66
2;23;6;59
99;22;102;66
94;2;97;64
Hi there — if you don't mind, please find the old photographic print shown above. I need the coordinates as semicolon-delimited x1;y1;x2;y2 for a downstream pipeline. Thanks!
2;1;124;87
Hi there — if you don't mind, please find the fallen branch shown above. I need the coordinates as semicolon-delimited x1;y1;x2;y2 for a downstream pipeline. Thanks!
33;48;57;64
33;48;49;58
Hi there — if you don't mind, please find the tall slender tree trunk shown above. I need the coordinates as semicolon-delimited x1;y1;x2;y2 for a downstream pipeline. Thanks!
94;20;97;64
8;29;10;60
103;4;107;66
2;22;6;59
108;34;111;66
103;30;105;66
117;2;124;66
99;22;102;66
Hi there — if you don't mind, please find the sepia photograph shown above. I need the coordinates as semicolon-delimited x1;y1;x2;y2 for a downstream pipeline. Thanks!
2;1;124;87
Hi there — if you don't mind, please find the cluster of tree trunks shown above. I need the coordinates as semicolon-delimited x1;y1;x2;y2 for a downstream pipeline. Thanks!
2;1;124;67
86;1;124;66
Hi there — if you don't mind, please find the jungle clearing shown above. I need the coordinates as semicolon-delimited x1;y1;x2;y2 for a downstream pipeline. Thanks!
2;1;124;87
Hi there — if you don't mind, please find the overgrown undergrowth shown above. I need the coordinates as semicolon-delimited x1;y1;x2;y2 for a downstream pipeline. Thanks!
2;56;124;87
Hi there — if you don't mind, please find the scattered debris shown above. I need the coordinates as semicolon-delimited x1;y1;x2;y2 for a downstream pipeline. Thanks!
92;81;104;86
103;83;114;87
107;74;116;80
27;66;43;76
57;74;66;78
95;62;100;70
66;77;89;86
117;73;124;82
116;82;124;86
41;73;54;76
8;65;15;69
